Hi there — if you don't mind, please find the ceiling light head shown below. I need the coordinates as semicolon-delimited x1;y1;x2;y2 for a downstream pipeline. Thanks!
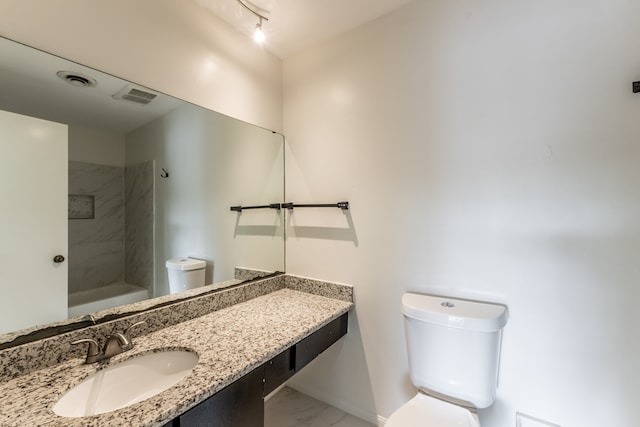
254;18;265;44
237;0;269;44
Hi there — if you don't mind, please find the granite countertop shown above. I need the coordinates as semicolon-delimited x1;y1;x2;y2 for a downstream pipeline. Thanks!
0;288;353;427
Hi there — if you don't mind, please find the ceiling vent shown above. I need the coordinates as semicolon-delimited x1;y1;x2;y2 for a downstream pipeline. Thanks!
112;84;158;105
57;71;97;88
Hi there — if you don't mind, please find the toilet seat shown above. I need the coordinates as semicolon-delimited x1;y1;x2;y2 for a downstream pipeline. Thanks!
385;392;481;427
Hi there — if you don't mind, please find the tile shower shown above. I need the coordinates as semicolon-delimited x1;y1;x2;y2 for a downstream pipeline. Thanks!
67;160;154;317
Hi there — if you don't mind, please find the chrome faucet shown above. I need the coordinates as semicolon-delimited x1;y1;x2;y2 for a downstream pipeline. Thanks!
73;320;146;364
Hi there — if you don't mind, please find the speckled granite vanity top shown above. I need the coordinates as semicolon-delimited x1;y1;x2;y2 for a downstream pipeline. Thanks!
0;281;353;426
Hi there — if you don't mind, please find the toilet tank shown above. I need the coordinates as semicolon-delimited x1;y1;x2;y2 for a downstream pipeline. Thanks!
401;293;508;409
166;258;206;294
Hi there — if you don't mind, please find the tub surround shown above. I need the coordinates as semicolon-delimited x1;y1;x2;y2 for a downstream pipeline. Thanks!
68;161;125;294
0;275;353;426
67;282;150;318
123;160;154;290
67;160;154;296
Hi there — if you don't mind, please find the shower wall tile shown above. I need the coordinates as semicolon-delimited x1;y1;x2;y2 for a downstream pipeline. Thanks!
68;241;124;292
125;161;154;292
68;216;124;246
68;161;124;293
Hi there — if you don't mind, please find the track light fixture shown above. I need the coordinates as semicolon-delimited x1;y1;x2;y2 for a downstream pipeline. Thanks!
237;0;269;44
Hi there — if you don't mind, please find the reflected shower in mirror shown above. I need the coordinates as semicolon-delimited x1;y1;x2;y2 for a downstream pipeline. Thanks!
0;37;284;341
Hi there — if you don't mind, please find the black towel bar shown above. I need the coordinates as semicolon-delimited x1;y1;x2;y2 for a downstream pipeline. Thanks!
230;203;282;212
281;202;349;210
230;202;350;212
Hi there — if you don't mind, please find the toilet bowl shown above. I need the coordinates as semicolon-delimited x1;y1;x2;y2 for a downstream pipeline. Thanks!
386;392;480;427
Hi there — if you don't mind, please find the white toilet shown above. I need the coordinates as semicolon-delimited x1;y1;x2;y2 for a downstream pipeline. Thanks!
165;257;206;294
386;292;508;427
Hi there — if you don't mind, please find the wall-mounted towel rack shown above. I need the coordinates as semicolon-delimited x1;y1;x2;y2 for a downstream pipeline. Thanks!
230;201;350;212
230;203;282;212
282;202;349;211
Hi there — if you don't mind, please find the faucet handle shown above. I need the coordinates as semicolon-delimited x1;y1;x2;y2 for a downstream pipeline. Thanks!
72;338;101;363
124;320;146;341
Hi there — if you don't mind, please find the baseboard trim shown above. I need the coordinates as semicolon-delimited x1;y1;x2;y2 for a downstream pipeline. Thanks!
377;415;388;427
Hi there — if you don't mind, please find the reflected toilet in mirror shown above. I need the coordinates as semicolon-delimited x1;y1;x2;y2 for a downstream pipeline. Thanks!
166;258;206;294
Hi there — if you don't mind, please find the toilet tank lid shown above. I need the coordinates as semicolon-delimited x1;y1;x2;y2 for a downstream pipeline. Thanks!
166;258;206;270
402;293;508;332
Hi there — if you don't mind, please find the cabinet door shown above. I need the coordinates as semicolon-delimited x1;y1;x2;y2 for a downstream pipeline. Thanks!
178;366;265;427
294;313;348;371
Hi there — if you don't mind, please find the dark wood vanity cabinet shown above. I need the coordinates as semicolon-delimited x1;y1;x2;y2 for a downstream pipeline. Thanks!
293;312;348;371
263;347;295;396
165;313;348;427
175;367;266;427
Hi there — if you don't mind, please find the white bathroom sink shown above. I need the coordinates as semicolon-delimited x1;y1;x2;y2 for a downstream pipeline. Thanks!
53;350;199;417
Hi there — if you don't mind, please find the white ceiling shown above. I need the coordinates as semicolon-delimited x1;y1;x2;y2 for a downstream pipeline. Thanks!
0;38;183;134
197;0;415;58
0;1;414;133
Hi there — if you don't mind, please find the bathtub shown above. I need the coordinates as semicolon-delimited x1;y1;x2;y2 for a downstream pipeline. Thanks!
68;283;150;318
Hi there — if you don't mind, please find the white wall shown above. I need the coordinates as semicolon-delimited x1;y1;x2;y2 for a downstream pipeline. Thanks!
68;125;125;166
0;0;282;132
283;1;640;426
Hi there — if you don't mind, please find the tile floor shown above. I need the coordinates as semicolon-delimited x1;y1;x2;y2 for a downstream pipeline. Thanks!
265;386;376;427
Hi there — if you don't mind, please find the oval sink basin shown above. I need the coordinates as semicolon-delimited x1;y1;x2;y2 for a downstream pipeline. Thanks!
53;350;198;417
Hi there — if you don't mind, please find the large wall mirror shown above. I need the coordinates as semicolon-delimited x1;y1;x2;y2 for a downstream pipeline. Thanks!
0;37;285;345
